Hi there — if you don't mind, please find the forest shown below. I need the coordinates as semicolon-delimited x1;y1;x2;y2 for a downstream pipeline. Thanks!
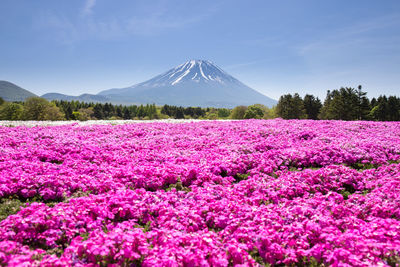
0;86;399;121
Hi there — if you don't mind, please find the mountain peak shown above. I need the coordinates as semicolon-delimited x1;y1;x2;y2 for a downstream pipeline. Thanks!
97;60;277;108
185;59;213;64
137;59;238;88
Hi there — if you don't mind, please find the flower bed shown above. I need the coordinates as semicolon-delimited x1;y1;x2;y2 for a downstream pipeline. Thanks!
0;119;399;266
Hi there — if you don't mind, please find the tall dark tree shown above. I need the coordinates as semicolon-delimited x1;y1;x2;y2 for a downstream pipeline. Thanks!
122;107;131;119
356;85;370;120
65;106;73;120
370;96;388;121
175;107;185;119
137;105;145;118
387;96;400;121
319;90;333;119
103;103;112;118
303;94;322;120
276;93;306;119
320;87;359;120
370;97;377;108
129;105;138;117
93;104;104;119
116;106;123;118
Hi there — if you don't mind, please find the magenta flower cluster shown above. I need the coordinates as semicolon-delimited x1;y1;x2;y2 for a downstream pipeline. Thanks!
0;119;399;266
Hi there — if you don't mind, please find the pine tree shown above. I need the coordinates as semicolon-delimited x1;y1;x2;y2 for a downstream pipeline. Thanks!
387;96;400;121
356;85;370;120
276;93;306;119
122;107;131;119
137;105;145;118
116;106;122;118
303;94;322;120
93;104;104;119
175;107;185;119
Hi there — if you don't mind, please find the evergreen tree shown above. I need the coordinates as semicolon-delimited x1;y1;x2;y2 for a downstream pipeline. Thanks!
137;105;145;118
103;103;112;118
194;107;205;118
387;96;400;121
319;90;333;119
175;107;185;119
303;94;322;120
370;97;377;108
276;93;306;119
356;85;370;120
217;108;231;118
161;105;169;116
122;107;131;119
370;96;388;121
116;106;123;118
93;104;104;119
129;105;138;118
320;87;359;120
65;106;73;120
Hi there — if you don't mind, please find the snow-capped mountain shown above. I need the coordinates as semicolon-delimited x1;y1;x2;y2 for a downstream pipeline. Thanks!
98;60;277;108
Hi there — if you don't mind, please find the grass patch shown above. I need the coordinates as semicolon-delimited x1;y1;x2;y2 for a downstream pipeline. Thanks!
0;198;23;221
0;195;62;221
338;183;357;200
248;248;267;266
164;178;191;192
288;166;322;172
347;162;380;170
0;190;94;221
233;173;250;183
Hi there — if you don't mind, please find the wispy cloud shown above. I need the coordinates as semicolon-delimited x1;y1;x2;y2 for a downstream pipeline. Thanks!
33;1;217;44
126;11;211;36
297;14;400;56
288;14;400;98
82;0;97;16
223;60;260;70
33;12;79;45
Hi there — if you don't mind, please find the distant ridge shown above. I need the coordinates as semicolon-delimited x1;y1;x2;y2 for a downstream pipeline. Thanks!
98;60;277;108
19;60;278;108
42;93;109;103
0;81;37;101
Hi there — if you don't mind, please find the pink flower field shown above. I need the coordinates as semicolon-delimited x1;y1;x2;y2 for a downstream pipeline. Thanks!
0;119;400;266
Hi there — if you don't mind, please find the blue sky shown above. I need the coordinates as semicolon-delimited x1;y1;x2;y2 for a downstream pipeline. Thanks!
1;0;399;100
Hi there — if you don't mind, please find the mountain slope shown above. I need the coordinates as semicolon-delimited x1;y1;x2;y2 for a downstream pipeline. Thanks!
98;60;277;108
41;93;109;103
0;81;37;101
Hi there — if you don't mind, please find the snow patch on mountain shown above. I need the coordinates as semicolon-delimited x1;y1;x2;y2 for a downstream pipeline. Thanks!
132;60;240;88
97;59;277;108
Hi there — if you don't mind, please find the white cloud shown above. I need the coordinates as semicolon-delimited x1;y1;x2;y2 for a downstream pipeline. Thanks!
297;14;400;56
82;0;97;16
223;60;260;71
33;2;217;44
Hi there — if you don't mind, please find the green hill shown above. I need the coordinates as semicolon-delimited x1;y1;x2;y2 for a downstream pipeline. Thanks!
0;81;37;102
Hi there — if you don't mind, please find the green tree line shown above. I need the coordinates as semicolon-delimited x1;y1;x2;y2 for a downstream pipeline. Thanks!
0;86;399;121
0;97;232;121
275;86;400;121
